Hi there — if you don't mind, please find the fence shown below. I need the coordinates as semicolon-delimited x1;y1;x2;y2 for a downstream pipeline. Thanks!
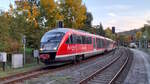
0;48;39;71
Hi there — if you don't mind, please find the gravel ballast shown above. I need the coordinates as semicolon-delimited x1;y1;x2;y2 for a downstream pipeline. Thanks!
25;48;128;84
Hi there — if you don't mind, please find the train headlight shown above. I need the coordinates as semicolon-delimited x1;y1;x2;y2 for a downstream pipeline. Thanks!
40;48;43;51
53;47;57;50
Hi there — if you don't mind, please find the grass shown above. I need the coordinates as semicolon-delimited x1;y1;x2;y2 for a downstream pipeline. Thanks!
0;62;44;78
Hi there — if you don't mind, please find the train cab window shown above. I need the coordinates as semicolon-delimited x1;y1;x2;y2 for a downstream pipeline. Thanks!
41;32;65;43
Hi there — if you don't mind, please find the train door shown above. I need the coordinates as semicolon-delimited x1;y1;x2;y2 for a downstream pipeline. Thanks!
93;38;96;50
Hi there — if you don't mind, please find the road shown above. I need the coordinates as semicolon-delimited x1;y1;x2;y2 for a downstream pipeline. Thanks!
123;49;150;84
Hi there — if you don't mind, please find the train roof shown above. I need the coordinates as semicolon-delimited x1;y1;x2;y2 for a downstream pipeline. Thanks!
47;28;71;33
46;28;114;42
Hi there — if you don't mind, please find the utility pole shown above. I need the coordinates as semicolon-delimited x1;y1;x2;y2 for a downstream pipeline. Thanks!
22;35;26;66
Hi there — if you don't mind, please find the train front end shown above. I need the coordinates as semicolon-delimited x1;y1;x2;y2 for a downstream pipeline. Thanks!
39;29;66;64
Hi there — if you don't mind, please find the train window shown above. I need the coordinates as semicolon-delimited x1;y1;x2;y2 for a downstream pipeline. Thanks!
101;39;104;48
96;38;98;48
76;35;82;44
106;40;108;48
66;34;89;44
83;36;92;44
96;38;103;48
73;34;77;44
85;36;88;44
41;32;65;43
100;39;104;48
66;34;77;44
82;36;86;44
102;40;105;48
106;41;110;47
96;38;100;48
66;35;73;44
88;37;92;44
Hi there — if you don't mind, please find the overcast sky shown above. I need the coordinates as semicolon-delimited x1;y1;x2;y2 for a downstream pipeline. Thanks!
0;0;150;32
84;0;150;32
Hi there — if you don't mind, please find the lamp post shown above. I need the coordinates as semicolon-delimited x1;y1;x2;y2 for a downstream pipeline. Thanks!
143;35;147;48
22;35;26;66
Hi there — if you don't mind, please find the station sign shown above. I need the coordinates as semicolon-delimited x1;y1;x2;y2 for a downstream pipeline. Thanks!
0;52;7;62
34;50;39;58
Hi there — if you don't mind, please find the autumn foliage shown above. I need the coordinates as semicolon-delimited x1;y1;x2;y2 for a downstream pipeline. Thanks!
0;0;88;53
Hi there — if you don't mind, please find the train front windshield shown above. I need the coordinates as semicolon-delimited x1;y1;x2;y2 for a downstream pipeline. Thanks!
40;32;65;51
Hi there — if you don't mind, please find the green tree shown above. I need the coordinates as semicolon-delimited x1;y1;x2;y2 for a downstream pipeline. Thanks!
136;31;142;41
85;12;93;28
105;27;112;38
97;23;105;36
0;15;9;52
58;0;87;29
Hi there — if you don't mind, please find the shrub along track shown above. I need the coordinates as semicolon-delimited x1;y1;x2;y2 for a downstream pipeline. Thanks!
0;49;115;84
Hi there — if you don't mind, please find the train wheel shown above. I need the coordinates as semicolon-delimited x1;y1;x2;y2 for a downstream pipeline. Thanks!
104;50;108;53
76;55;81;62
72;55;84;64
72;56;77;64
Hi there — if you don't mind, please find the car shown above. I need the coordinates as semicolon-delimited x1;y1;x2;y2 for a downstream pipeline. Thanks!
129;43;137;48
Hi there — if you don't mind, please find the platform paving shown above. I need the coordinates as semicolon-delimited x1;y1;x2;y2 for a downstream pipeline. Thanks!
123;49;150;84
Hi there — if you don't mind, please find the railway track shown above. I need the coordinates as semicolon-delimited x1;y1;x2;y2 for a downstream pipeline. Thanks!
79;48;129;84
0;64;69;84
0;50;115;84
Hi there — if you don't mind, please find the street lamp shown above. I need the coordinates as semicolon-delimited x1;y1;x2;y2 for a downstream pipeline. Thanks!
22;35;26;66
143;35;147;48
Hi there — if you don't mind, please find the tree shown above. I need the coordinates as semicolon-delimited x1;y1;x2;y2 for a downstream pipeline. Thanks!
58;0;87;29
117;35;126;46
85;12;93;27
136;31;142;41
0;2;46;52
97;23;105;36
40;0;57;28
141;24;150;40
105;27;112;38
15;0;40;28
0;15;9;52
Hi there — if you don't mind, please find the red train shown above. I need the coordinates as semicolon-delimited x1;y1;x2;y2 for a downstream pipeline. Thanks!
40;28;116;64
